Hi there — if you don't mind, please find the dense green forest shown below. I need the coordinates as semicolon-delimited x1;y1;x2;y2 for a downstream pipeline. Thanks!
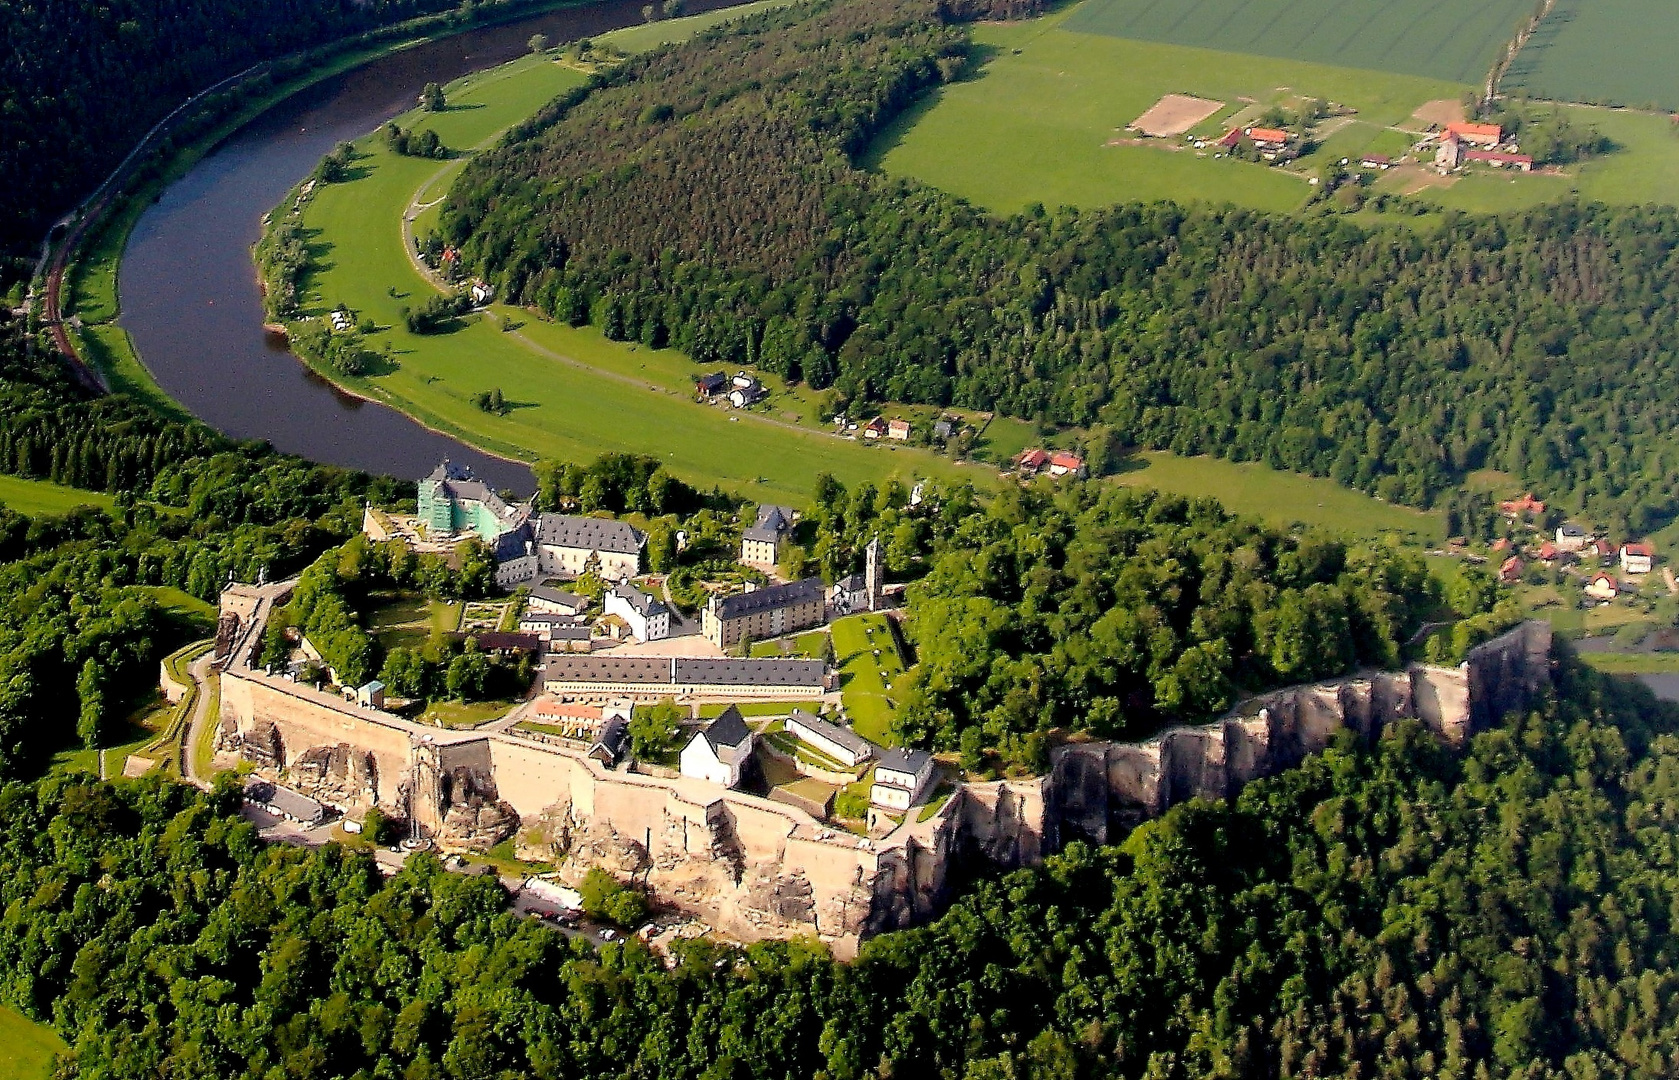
0;312;400;778
0;0;478;275
439;0;1679;531
1;660;1673;1078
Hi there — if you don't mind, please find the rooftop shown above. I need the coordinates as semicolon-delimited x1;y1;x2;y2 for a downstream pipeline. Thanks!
535;514;647;555
702;705;751;751
876;747;933;779
529;585;587;608
711;578;825;621
610;580;667;617
787;709;876;759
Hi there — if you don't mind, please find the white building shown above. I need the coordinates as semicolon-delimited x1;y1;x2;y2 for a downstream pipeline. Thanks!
785;709;876;768
869;747;934;811
728;372;765;408
1621;543;1654;575
526;585;589;616
679;706;756;788
497;515;648;586
605;580;670;642
1556;523;1589;553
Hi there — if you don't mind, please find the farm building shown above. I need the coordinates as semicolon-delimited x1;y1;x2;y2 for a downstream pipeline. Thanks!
887;419;911;441
1498;556;1524;583
1445;122;1501;146
1359;153;1392;169
1586;573;1620;601
695;371;728;399
1464;149;1533;171
728;372;766;408
862;417;889;439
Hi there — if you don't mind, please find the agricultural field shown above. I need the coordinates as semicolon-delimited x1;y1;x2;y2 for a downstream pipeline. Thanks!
868;11;1466;214
1110;451;1442;542
0;1006;64;1080
1062;0;1534;83
1504;0;1679;111
0;474;115;516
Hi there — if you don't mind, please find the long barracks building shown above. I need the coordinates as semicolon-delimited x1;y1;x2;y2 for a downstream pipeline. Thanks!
541;654;833;700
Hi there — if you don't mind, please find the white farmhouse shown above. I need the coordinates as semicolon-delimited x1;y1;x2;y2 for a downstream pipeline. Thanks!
869;747;934;811
605;580;670;642
679;706;756;789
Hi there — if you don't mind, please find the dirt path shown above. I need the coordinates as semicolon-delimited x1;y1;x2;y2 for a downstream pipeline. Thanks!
182;651;220;788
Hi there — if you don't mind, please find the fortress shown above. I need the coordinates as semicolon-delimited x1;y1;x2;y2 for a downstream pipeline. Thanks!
214;581;1553;957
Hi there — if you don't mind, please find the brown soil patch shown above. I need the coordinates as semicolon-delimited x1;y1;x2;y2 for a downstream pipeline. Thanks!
1411;99;1466;130
1129;93;1224;137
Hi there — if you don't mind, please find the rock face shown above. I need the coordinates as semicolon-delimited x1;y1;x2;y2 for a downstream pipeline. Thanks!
212;578;1552;952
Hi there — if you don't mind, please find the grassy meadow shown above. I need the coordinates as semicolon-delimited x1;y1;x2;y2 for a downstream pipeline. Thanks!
1504;0;1679;111
868;11;1466;215
1062;0;1533;84
0;1006;64;1080
0;474;116;516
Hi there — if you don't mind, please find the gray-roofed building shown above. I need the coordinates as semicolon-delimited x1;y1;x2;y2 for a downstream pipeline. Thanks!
932;419;955;441
741;504;795;568
696;371;728;398
786;709;876;767
589;715;629;766
605;580;670;641
831;573;868;616
680;704;756;787
542;654;830;699
527;585;589;615
534;514;646;581
419;461;532;543
871;747;935;811
703;577;826;649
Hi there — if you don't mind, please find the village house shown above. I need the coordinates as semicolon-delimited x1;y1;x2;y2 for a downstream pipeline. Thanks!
1556;523;1589;553
1500;493;1545;516
605;580;670;642
1586;572;1620;601
1445;121;1502;147
1592;538;1616;563
526;585;589;616
1499;556;1525;584
702;578;827;650
679;706;756;788
870;747;935;811
886;419;911;442
1537;541;1559;563
786;709;877;768
740;504;795;569
1015;448;1050;474
1048;451;1087;478
1621;543;1654;575
695;371;728;399
862;417;889;440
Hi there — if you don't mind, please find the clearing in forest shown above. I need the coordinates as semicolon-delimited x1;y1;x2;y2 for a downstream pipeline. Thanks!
1063;0;1536;84
1503;0;1679;111
1129;93;1223;136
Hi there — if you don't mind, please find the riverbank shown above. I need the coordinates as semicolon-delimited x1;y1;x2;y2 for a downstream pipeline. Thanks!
56;0;612;421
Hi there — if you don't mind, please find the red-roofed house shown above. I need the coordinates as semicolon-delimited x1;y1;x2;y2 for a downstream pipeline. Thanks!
1621;542;1654;575
1048;451;1086;478
862;417;888;440
886;419;911;442
1446;122;1502;146
1491;537;1511;553
1500;492;1546;516
1585;572;1619;601
1218;128;1242;149
1499;556;1525;583
1016;448;1049;474
1538;541;1558;562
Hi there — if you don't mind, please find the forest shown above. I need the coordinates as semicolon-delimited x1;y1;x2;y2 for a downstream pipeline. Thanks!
1;659;1675;1079
438;0;1679;532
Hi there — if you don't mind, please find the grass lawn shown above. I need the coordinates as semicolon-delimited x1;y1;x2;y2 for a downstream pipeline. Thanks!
0;1005;65;1080
192;667;224;778
592;0;794;54
749;628;830;659
128;585;218;634
1505;0;1679;112
1062;0;1532;84
419;699;516;728
51;703;165;779
831;614;907;746
1578;652;1679;675
368;595;459;649
1110;451;1442;542
868;10;1467;216
696;700;820;719
0;474;115;517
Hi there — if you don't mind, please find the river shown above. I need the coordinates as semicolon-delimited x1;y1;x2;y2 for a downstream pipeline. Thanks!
117;0;735;494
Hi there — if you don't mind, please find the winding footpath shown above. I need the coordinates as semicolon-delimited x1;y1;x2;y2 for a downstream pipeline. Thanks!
182;650;222;788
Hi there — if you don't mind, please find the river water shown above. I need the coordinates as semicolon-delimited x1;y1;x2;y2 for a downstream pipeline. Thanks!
118;0;733;494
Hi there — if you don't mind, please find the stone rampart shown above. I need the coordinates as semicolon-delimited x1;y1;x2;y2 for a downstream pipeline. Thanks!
214;579;1552;952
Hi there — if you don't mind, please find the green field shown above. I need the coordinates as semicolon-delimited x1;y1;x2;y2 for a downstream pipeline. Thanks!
0;1006;64;1080
869;11;1465;215
0;474;115;516
1505;0;1679;111
1112;451;1442;542
1063;0;1533;83
832;614;907;746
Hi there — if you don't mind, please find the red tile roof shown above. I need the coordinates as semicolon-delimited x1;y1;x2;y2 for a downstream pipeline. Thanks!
1247;127;1289;144
1623;542;1654;557
1464;149;1533;166
1017;448;1049;469
1049;451;1084;470
1446;122;1502;145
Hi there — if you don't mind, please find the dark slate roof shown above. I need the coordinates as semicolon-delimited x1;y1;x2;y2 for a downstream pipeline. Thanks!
449;631;541;651
712;578;824;621
787;709;876;759
546;624;592;642
536;514;647;555
932;420;954;439
834;573;866;593
528;585;588;609
545;655;672;683
427;460;476;482
743;504;794;544
673;658;825;687
877;747;933;778
492;524;534;562
244;777;326;822
611;581;667;617
590;716;628;762
696;372;728;393
702;705;751;751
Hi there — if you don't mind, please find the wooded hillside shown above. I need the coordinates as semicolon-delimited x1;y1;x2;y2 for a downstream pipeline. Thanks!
441;0;1679;531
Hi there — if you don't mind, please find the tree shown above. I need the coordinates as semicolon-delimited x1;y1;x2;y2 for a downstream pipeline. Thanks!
419;82;445;112
641;3;656;21
527;32;549;53
76;657;105;751
579;867;648;926
628;699;684;760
